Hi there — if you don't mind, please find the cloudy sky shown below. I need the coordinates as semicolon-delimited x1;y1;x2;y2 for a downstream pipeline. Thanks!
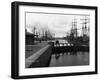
26;12;89;37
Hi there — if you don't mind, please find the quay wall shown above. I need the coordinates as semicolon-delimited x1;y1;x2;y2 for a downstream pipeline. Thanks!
29;45;52;68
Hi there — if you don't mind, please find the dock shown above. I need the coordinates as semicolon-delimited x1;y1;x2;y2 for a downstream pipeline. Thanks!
25;41;89;68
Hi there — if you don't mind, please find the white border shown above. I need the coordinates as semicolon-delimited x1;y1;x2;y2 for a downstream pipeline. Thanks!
19;5;95;76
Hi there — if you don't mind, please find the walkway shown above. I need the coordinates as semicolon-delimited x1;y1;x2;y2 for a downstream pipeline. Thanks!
25;42;50;68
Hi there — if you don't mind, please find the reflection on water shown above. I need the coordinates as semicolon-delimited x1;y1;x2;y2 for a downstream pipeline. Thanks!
49;52;89;67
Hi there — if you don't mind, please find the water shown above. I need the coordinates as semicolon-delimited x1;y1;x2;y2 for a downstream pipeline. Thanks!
49;39;89;67
51;39;68;43
49;52;89;67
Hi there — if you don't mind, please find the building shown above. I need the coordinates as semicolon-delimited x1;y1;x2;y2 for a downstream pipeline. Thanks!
26;30;35;45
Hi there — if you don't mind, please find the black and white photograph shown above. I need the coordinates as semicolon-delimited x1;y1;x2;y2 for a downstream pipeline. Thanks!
11;2;97;79
25;12;90;68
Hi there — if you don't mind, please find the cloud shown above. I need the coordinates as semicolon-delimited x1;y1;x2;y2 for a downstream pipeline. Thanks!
26;12;90;37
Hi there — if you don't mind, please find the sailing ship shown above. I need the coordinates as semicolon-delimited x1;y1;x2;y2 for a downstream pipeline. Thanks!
66;16;89;46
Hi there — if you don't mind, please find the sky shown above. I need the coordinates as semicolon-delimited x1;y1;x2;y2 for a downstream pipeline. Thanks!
26;12;89;37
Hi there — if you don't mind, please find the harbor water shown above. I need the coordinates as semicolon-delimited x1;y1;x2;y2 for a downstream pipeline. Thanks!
49;39;89;67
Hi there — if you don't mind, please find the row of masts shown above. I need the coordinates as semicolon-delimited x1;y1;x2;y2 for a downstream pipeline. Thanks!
69;16;90;38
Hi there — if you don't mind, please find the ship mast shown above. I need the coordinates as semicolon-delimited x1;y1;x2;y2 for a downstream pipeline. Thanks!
81;16;89;37
72;18;77;38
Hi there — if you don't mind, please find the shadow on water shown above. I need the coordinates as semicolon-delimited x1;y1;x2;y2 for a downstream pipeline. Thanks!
54;54;60;60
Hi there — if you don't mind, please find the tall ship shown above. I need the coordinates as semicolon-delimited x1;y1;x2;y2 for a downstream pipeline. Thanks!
66;16;89;46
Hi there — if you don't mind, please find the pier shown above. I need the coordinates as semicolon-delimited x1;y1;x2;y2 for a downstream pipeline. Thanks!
25;40;89;68
25;42;52;68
